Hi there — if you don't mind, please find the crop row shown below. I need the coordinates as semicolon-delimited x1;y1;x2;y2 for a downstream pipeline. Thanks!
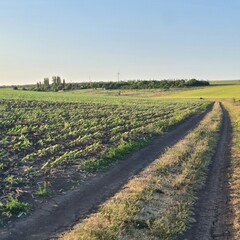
0;99;210;221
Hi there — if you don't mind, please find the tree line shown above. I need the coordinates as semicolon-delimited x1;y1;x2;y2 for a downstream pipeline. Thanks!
14;77;209;91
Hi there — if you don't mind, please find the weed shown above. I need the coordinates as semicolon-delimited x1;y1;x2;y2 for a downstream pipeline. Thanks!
0;195;31;218
35;181;49;196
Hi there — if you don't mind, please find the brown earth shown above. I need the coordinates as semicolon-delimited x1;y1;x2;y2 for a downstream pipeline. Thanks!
180;103;233;240
0;106;212;240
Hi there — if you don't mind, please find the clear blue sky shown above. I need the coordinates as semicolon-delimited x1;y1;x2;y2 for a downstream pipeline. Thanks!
1;0;240;85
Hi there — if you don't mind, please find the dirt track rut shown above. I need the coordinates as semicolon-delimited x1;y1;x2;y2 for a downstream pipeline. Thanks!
180;103;232;240
0;106;212;240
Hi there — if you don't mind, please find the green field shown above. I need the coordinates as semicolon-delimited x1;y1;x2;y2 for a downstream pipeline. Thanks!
210;80;240;85
0;88;210;223
1;86;239;239
0;88;178;104
161;85;240;99
0;88;137;104
2;84;239;101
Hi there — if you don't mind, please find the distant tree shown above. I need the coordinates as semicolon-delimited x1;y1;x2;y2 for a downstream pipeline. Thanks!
34;78;209;92
52;76;57;85
43;78;50;90
62;79;66;89
56;76;62;85
44;78;49;86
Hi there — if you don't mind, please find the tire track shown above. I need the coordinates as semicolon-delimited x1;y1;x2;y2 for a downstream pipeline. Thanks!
180;103;232;240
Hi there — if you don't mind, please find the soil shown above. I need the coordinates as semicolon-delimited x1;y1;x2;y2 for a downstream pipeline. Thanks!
0;106;212;240
180;103;233;240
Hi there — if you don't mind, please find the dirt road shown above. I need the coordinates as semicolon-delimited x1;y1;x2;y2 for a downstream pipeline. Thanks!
0;107;212;240
180;103;232;240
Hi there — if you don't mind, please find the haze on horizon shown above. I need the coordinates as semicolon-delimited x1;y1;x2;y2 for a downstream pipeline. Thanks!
1;0;240;86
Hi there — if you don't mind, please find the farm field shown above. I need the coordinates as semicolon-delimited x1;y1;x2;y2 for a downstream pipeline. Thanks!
0;90;210;227
0;88;179;103
161;85;240;99
0;87;239;240
60;102;222;240
0;87;196;101
58;100;238;240
0;88;148;104
2;1;240;239
209;80;240;85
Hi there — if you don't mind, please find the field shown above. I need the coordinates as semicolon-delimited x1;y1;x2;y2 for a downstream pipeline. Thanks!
0;86;239;240
161;85;240;99
61;102;222;240
0;88;183;100
0;90;209;224
210;80;240;85
2;0;240;239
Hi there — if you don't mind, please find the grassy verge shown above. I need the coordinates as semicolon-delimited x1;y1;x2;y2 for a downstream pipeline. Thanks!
60;102;222;240
224;101;240;239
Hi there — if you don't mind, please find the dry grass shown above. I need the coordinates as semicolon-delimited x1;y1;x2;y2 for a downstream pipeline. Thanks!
59;103;222;240
224;101;240;239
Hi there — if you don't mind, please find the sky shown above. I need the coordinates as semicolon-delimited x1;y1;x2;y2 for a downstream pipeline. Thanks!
1;0;240;85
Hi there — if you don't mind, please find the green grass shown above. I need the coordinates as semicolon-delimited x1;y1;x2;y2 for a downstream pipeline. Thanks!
0;88;187;106
0;88;135;104
0;88;212;104
81;137;152;172
161;85;240;99
35;182;49;197
0;196;31;218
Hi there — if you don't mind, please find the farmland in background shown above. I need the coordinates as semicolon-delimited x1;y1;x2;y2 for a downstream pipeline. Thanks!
0;88;181;101
210;80;240;85
161;85;240;99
